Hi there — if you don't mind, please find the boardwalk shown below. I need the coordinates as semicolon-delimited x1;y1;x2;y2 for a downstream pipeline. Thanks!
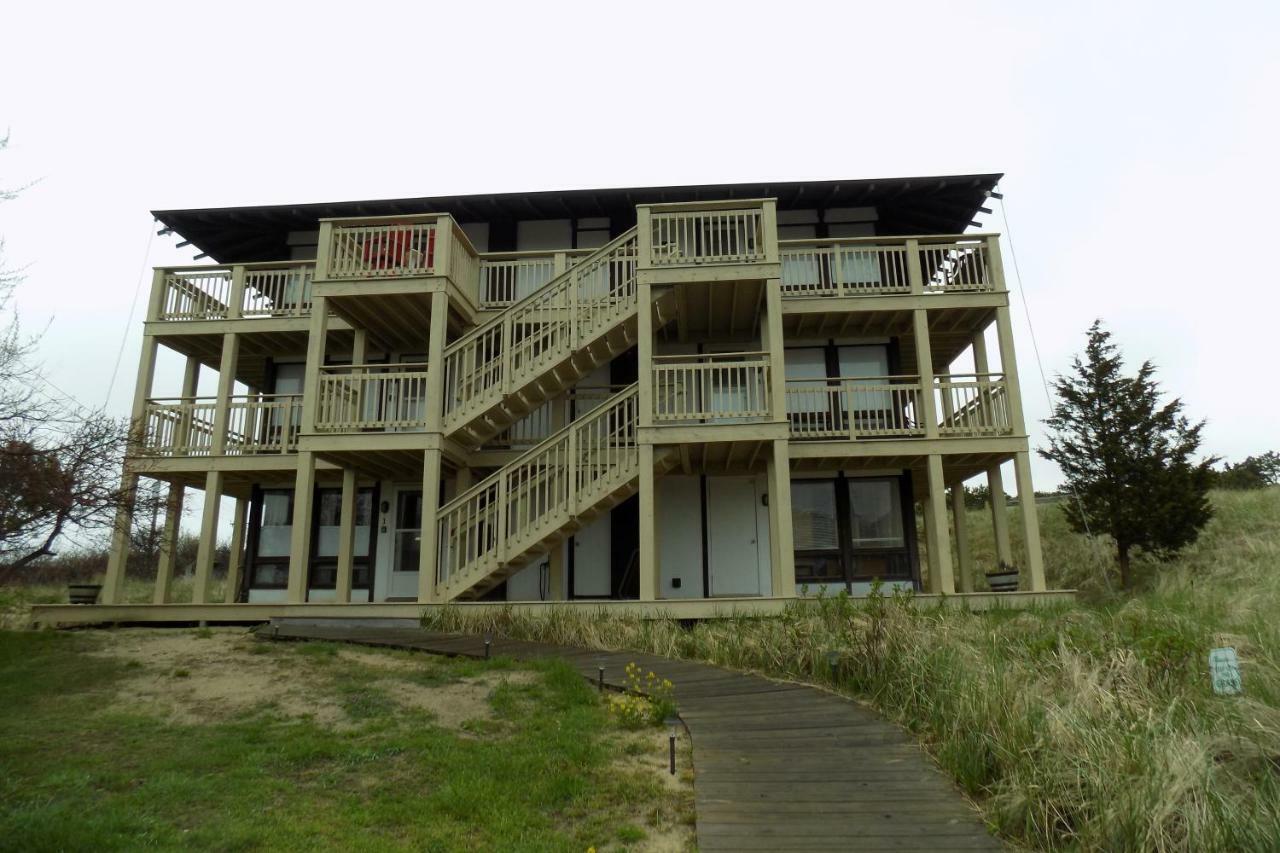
268;623;1001;852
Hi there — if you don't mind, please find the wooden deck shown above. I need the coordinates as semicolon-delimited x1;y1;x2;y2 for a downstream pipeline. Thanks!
267;622;1002;851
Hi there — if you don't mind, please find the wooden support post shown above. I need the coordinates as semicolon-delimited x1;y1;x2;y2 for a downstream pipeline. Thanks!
766;439;796;598
925;455;955;595
1013;451;1047;591
637;282;655;427
913;309;939;438
988;463;1013;568
425;291;448;432
103;335;160;604
638;444;658;601
994;306;1028;435
951;485;974;593
211;332;240;454
153;484;185;604
192;470;224;604
335;467;357;604
228;265;247;320
300;296;330;433
920;499;935;592
418;449;443;602
763;279;786;422
225;498;247;604
287;451;317;603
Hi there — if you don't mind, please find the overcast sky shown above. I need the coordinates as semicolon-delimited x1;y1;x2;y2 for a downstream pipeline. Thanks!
2;0;1277;529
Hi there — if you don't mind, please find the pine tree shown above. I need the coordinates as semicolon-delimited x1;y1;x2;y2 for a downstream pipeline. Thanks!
1039;321;1215;588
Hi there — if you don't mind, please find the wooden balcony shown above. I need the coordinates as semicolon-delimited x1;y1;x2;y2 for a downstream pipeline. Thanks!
140;394;301;457
477;249;593;309
652;353;773;425
154;262;315;322
779;235;1001;299
784;373;1013;442
637;199;780;285
314;363;431;433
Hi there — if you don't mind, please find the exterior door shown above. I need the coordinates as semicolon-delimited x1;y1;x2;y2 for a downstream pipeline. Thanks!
387;489;422;599
707;477;762;596
573;516;611;597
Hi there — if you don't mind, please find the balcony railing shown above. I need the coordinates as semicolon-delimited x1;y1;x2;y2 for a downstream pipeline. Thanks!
652;352;773;423
318;214;480;303
780;235;998;298
155;262;315;322
140;394;300;456
314;363;432;433
640;199;776;268
478;249;593;309
785;374;1012;440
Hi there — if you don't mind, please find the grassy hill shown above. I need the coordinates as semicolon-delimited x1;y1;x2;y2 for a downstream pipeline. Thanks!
432;487;1280;851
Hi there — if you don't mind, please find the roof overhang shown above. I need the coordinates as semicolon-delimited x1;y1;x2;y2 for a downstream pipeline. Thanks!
153;174;1002;263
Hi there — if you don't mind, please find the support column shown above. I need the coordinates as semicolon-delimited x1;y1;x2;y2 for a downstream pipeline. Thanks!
418;448;443;602
913;309;939;437
988;464;1013;568
924;455;955;594
766;439;795;598
300;296;330;433
950;485;974;593
225;498;247;604
638;444;659;601
192;470;224;604
287;451;317;603
1013;451;1047;591
153;484;185;604
335;467;357;603
211;332;240;455
103;335;160;604
920;499;935;591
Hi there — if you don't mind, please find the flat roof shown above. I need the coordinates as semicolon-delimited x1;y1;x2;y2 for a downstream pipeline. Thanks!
153;174;1001;262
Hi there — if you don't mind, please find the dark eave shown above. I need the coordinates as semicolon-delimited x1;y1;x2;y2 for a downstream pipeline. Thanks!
152;174;1002;263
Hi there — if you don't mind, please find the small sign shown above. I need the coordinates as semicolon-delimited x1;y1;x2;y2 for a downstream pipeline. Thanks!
1209;647;1243;696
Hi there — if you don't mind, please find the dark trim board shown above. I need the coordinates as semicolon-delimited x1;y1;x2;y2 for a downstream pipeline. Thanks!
261;624;1003;852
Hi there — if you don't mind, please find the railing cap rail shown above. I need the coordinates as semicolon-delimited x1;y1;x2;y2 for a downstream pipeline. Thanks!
652;351;771;362
640;198;774;213
785;374;922;384
319;361;431;372
778;232;1000;249
478;248;593;262
146;393;303;403
157;260;315;274
319;212;452;228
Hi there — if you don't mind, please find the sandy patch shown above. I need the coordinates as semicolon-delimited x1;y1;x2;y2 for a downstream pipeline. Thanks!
86;629;526;732
611;727;697;851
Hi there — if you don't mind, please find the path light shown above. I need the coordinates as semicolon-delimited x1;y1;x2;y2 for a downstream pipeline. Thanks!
598;664;605;692
483;632;492;659
665;716;679;775
272;625;280;642
826;650;841;679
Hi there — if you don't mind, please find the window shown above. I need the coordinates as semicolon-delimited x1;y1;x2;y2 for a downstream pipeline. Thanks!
791;481;838;550
310;488;375;590
789;475;914;587
394;490;423;574
847;479;904;548
251;490;293;588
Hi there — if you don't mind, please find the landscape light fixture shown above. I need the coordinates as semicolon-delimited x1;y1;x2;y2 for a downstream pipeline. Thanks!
664;717;679;775
598;664;605;692
826;650;841;677
483;632;492;659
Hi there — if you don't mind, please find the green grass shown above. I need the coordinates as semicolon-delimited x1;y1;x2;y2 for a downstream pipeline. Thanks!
427;487;1280;852
0;631;692;851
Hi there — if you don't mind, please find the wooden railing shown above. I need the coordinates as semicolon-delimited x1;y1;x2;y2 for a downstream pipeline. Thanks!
785;377;926;440
157;269;234;320
936;373;1012;436
779;235;1000;297
644;200;773;267
477;250;593;309
441;229;639;429
436;385;640;593
652;353;773;423
155;262;316;321
785;373;1013;440
242;263;314;317
324;218;440;279
140;395;300;455
314;363;432;432
488;386;623;450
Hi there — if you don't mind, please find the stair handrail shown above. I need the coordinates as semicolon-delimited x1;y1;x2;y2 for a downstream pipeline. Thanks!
438;382;639;516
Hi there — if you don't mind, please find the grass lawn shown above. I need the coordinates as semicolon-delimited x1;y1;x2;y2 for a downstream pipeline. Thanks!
0;628;694;852
430;488;1280;852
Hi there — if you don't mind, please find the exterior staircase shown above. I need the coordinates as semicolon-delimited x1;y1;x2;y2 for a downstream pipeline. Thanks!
435;384;678;600
441;227;675;449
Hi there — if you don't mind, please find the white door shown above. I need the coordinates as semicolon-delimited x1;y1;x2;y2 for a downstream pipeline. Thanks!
573;515;611;597
387;489;422;599
708;477;762;596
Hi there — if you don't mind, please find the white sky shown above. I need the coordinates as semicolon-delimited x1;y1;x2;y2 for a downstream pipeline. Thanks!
2;0;1278;533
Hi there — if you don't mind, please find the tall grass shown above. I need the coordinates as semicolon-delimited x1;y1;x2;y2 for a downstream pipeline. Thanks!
426;488;1280;852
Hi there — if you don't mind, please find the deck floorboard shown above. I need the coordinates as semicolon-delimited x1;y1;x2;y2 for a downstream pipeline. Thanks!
266;623;1001;851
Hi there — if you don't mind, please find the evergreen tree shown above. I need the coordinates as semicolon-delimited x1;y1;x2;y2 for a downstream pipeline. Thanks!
1040;321;1215;588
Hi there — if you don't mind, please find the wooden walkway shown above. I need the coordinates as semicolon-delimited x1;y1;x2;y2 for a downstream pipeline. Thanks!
267;623;1001;851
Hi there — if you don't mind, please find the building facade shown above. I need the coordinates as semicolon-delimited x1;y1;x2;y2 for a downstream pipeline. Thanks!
91;176;1055;617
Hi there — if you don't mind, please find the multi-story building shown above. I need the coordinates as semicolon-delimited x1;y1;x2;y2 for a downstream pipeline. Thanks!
49;175;1070;624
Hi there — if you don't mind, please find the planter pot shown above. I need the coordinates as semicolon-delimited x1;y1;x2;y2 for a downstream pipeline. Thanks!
984;571;1020;593
67;583;102;605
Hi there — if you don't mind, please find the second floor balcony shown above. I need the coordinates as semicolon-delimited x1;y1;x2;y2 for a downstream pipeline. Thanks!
140;394;301;457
